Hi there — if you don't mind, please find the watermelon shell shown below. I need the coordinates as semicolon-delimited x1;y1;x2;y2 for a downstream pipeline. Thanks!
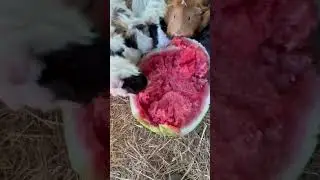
61;99;107;180
129;94;210;136
129;37;210;136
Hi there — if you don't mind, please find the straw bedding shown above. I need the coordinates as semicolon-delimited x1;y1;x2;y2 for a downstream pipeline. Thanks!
0;97;318;179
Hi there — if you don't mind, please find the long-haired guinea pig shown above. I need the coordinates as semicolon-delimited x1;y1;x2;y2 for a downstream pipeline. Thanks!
0;0;111;111
109;0;170;97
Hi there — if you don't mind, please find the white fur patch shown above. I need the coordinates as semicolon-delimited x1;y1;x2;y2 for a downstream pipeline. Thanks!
132;0;166;21
123;47;142;64
135;29;154;53
157;26;171;48
110;34;125;52
0;0;93;111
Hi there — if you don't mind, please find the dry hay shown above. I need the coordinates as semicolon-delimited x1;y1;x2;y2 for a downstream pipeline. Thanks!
0;102;78;180
0;97;318;180
301;143;320;180
110;97;210;180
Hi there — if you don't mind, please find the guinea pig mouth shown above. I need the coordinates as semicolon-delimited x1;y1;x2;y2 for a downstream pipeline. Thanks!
167;34;175;39
122;73;148;94
167;29;196;38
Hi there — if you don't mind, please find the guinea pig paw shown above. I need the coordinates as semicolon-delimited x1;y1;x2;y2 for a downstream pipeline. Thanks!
110;88;129;97
122;48;142;64
110;80;128;97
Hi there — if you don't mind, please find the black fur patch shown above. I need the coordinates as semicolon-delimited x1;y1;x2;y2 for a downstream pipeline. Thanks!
36;37;110;104
122;74;148;94
147;23;159;48
135;24;146;31
124;34;138;49
110;48;124;57
159;18;174;40
159;18;167;33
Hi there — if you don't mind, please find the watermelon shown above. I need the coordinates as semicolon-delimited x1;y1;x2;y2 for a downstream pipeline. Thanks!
129;37;210;136
61;98;108;180
213;0;320;179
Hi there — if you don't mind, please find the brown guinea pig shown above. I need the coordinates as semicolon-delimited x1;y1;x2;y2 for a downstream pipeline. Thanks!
165;0;210;37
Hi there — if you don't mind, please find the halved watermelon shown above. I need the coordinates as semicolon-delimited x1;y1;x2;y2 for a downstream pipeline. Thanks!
61;98;108;180
213;0;320;179
129;37;210;136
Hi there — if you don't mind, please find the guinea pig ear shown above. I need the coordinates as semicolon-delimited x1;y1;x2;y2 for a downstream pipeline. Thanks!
170;0;182;6
194;7;203;15
166;2;176;10
198;0;210;7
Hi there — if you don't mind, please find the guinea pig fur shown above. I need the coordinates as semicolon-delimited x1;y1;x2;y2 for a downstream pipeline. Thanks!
109;0;170;97
0;0;104;111
165;0;210;37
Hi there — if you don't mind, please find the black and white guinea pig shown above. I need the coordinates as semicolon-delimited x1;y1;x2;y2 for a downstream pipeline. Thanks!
109;0;170;97
0;0;170;111
0;0;109;110
109;22;170;97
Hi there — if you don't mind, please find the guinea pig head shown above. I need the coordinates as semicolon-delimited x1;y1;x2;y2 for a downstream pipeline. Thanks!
165;4;205;37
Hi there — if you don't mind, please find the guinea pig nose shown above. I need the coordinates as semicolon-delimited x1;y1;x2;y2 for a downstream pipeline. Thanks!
122;73;148;94
174;31;182;36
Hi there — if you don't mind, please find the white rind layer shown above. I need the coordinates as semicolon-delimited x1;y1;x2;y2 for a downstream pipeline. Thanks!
180;95;210;135
60;103;92;180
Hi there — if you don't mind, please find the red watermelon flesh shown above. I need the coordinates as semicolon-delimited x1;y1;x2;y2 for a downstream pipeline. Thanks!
213;0;318;179
135;37;209;128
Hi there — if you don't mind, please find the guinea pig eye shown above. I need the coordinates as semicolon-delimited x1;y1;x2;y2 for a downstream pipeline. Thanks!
135;24;145;31
188;16;191;21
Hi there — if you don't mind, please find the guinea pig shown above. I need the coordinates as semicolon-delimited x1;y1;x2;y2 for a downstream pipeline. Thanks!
165;0;210;37
109;0;170;97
